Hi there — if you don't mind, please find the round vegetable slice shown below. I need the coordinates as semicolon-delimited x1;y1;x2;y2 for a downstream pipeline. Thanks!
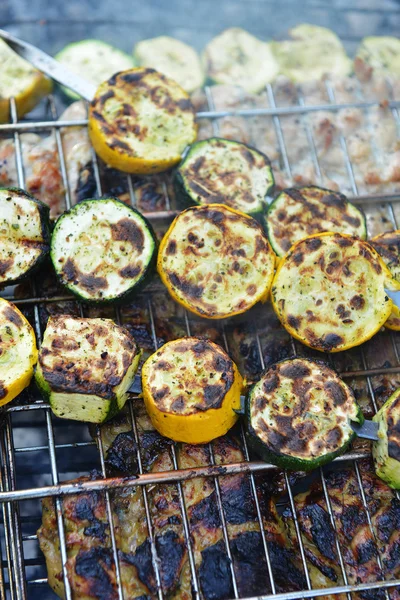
55;39;134;100
373;387;400;489
158;204;276;319
271;232;393;352
0;187;50;285
88;67;197;175
246;358;363;471
0;39;52;123
174;137;274;217
142;337;243;443
133;36;204;94
355;36;400;79
50;197;157;303
265;186;366;257
0;298;37;406
370;230;400;331
202;28;279;93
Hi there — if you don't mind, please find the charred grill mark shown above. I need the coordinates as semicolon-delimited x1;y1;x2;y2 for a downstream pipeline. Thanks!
41;364;120;400
122;103;137;117
300;504;337;561
203;384;225;408
109;139;131;152
176;98;193;111
336;236;352;248
99;90;115;105
324;380;347;406
263;373;279;393
305;237;322;251
190;490;221;529
156;530;186;594
111;218;145;252
240;147;256;166
280;362;310;379
320;192;347;209
119;265;141;279
74;548;117;600
199;540;233;600
267;541;307;592
169;272;204;299
350;294;365;310
4;306;23;327
152;385;170;401
342;214;361;227
120;540;156;594
62;258;108;292
220;475;256;524
0;258;13;277
326;426;342;447
316;333;344;351
292;252;304;265
91;110;107;123
287;315;301;329
120;70;150;83
105;431;139;475
230;531;269;596
0;383;6;400
286;189;305;203
166;240;177;255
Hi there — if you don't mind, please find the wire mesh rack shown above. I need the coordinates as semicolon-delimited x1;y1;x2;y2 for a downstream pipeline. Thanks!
0;73;400;600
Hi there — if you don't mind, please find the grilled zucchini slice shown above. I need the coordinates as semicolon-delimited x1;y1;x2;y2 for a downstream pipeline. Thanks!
55;39;134;100
0;38;52;123
265;186;366;257
158;204;276;319
0;298;37;406
0;187;50;285
271;232;393;353
202;28;279;93
51;198;156;304
35;316;141;423
271;24;352;83
373;387;400;489
371;230;400;331
356;36;400;78
88;67;197;174
174;138;274;217
142;337;243;443
246;358;363;470
133;36;204;93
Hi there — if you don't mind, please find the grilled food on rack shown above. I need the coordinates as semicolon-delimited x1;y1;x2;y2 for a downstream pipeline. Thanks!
158;204;276;319
265;186;366;257
174;137;274;217
50;198;157;303
271;24;352;83
283;463;400;600
245;358;363;470
0;187;50;284
0;38;52;122
356;36;400;80
0;298;37;406
35;316;141;423
202;28;279;93
38;401;308;599
271;232;393;352
133;36;204;93
88;67;197;174
373;387;400;489
55;39;134;100
142;337;243;443
370;230;400;330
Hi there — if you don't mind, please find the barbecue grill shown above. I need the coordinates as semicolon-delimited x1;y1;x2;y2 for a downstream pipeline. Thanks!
1;12;400;600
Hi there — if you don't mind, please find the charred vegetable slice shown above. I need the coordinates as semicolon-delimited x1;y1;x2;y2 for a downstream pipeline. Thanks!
0;298;37;406
265;186;366;257
202;28;279;93
158;204;276;319
271;232;393;352
0;187;50;284
271;24;352;82
174;138;274;217
88;67;197;175
371;230;400;331
0;39;52;123
142;337;243;443
246;358;363;470
35;316;141;423
356;36;400;78
55;39;134;100
373;388;400;489
51;198;156;303
133;36;204;93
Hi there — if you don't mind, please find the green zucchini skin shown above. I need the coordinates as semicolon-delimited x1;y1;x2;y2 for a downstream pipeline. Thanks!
0;187;51;285
373;387;400;489
50;197;157;305
174;138;274;218
245;358;364;471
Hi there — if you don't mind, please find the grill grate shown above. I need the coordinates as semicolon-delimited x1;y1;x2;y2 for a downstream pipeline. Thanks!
0;76;400;600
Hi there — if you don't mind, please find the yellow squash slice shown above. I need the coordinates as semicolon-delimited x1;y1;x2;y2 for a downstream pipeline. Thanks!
157;204;276;319
142;337;243;443
88;67;197;175
0;39;52;123
370;230;400;331
271;232;393;352
0;298;37;406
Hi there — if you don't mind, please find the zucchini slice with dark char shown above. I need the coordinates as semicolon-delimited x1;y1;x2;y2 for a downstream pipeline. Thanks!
50;197;157;304
174;138;274;217
35;316;141;423
88;67;197;175
0;187;50;285
157;204;276;319
373;387;400;489
271;232;393;353
265;186;366;257
370;230;400;331
246;358;363;471
142;337;243;443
